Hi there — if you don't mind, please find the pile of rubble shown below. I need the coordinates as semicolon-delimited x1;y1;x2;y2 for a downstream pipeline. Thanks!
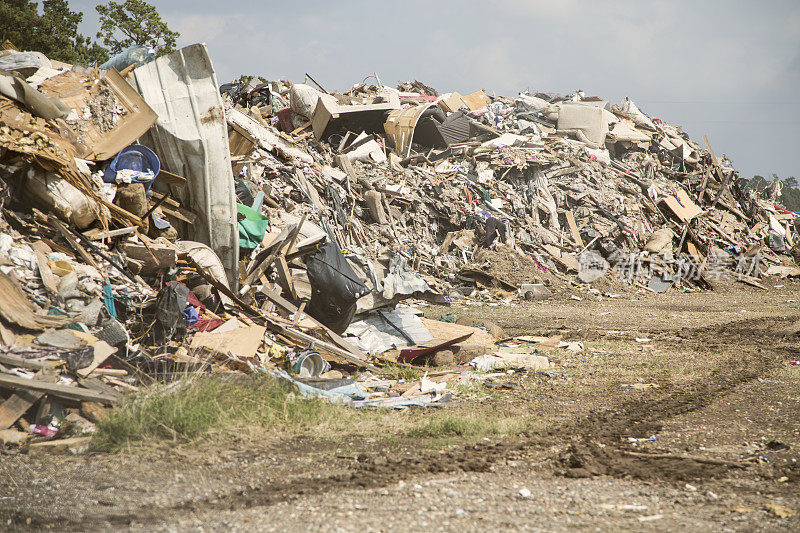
1;40;798;448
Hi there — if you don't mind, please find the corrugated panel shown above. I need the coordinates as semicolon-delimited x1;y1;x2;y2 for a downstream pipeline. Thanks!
437;113;471;145
133;44;239;287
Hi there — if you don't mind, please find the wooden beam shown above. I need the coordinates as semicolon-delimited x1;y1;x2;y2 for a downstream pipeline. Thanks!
0;389;43;429
155;169;187;187
245;217;305;287
295;169;325;209
51;219;102;273
148;191;197;224
738;275;767;290
565;210;584;247
333;154;358;180
260;286;367;360
275;255;298;300
243;227;292;287
704;136;736;212
285;214;306;256
280;327;374;369
190;256;369;364
87;226;137;240
0;354;52;371
290;120;312;136
697;169;711;204
292;301;307;324
0;374;119;404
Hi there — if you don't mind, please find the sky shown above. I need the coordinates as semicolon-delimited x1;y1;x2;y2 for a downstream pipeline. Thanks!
69;0;800;180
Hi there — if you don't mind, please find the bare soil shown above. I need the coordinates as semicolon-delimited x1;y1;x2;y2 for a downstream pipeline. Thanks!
2;279;799;531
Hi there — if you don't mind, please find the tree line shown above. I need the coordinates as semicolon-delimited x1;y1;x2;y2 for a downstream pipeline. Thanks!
0;0;179;65
747;175;800;212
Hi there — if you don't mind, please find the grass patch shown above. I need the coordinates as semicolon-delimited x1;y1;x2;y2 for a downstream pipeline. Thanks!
92;375;351;451
407;413;530;439
378;364;423;381
92;374;535;452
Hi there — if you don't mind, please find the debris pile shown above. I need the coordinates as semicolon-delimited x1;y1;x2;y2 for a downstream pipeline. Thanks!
1;40;797;448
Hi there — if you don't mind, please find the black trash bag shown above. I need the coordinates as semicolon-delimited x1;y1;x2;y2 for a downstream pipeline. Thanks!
63;345;95;372
155;282;190;341
234;179;255;206
305;242;370;334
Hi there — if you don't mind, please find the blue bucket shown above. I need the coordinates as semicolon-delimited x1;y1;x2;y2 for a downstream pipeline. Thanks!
104;144;160;191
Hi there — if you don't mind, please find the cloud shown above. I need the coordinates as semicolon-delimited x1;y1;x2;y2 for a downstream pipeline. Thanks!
67;0;800;178
170;14;242;44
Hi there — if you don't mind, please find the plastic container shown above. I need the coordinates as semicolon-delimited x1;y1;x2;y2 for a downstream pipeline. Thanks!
103;144;160;191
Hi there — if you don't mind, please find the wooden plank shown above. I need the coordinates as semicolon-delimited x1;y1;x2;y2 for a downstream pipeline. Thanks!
245;216;305;287
87;226;137;240
292;301;307;324
285;214;306;255
79;377;121;398
697;169;711;205
295;169;325;209
105;196;149;228
275;256;298;300
90;368;128;376
259;276;277;313
280;327;375;370
133;230;162;266
0;389;43;429
28;436;92;455
149;191;197;223
261;287;367;360
0;322;15;347
565;210;584;247
120;242;177;270
103;376;138;391
189;256;264;317
290;120;312;136
0;353;51;371
0;374;119;404
190;256;369;363
51;219;101;272
0;371;57;429
333;154;358;180
738;275;767;290
440;231;457;254
155;169;187;187
243;227;292;287
704;136;736;212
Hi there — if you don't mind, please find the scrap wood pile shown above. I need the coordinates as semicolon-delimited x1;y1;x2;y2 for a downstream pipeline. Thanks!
1;40;798;449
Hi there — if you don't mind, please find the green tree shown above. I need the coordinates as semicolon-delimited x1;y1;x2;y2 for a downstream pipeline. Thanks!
0;0;108;64
233;75;269;85
779;176;800;212
95;0;180;56
745;175;771;193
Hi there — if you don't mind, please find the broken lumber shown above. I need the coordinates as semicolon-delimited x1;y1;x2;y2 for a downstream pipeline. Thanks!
0;374;119;405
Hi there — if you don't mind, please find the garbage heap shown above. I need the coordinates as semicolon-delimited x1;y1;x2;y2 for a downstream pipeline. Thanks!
1;41;798;445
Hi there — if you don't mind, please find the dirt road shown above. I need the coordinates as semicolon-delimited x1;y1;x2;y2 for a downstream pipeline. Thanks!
2;280;799;531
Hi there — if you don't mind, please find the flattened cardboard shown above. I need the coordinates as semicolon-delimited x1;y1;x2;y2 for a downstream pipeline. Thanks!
661;189;701;222
190;325;266;359
462;90;490;111
439;92;466;113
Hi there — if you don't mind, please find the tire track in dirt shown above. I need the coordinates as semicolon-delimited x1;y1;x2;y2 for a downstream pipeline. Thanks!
5;317;796;530
554;316;796;479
